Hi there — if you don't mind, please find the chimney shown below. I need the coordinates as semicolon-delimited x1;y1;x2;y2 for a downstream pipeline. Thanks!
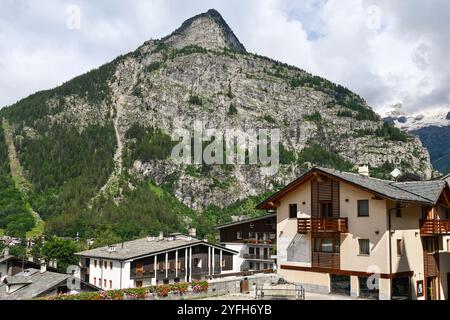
158;231;164;241
3;247;9;257
40;259;47;273
358;164;369;177
51;259;58;269
188;228;196;238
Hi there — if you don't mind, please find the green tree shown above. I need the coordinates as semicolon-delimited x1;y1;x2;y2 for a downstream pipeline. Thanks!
41;237;78;272
92;224;121;248
30;237;44;263
9;239;27;260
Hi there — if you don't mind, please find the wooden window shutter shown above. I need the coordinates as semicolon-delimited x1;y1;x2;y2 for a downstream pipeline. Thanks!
319;180;332;201
311;179;319;217
332;180;340;217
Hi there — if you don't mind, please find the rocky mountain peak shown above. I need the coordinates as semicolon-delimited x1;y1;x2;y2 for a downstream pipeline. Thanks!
162;9;246;53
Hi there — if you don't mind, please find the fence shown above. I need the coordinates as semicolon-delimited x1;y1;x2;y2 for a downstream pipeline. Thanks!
207;274;277;298
255;284;305;300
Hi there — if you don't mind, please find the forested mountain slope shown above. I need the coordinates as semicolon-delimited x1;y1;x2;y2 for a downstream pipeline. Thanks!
0;9;433;240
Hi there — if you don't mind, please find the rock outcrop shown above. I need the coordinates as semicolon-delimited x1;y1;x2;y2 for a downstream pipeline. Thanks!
1;9;433;210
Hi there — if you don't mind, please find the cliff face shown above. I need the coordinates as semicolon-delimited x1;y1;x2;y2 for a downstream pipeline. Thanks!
1;9;433;214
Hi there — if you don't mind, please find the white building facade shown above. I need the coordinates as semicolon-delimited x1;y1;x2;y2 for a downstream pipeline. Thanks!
76;234;237;290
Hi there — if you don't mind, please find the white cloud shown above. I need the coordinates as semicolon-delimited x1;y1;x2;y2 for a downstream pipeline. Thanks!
0;0;449;115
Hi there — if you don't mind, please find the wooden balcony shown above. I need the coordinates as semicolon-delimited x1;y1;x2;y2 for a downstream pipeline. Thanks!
298;218;348;234
420;219;450;236
312;252;340;269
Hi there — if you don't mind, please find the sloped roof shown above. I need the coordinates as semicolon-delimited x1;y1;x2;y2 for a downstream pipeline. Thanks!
392;180;446;204
75;236;237;260
256;167;447;209
217;214;276;229
0;269;79;300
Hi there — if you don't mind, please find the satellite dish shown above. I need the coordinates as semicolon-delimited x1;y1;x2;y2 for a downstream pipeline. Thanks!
391;168;402;179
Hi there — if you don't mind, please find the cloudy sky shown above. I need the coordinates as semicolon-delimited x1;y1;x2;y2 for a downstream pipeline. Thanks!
1;0;449;115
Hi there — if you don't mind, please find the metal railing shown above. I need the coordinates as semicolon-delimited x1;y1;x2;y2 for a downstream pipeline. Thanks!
242;254;273;261
255;284;305;300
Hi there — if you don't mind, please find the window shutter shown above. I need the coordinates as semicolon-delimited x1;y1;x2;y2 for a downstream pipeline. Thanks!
319;180;332;201
311;179;319;217
332;180;340;217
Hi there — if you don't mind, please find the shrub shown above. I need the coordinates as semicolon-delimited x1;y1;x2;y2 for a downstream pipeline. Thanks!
303;112;322;122
227;103;238;116
337;110;353;118
152;41;168;54
155;285;171;297
145;62;162;73
124;287;147;300
191;281;208;292
189;95;203;106
263;115;276;124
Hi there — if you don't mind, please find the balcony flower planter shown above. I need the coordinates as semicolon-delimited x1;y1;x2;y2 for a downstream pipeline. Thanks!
40;281;210;301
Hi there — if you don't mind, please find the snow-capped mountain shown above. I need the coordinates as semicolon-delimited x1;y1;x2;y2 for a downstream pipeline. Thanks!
383;108;450;131
382;107;450;175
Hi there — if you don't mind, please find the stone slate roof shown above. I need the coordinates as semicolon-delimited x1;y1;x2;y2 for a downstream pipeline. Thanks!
0;269;78;300
217;214;276;229
319;167;444;204
257;167;448;209
392;180;446;204
75;237;237;261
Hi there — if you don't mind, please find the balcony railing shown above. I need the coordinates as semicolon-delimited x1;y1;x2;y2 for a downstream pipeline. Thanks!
298;218;348;234
242;254;274;261
242;239;275;245
420;219;450;235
